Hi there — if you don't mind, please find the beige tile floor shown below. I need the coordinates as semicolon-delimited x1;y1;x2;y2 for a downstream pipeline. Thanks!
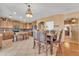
0;37;57;56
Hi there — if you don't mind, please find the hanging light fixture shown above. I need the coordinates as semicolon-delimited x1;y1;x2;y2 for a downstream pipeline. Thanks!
71;18;76;23
26;5;32;18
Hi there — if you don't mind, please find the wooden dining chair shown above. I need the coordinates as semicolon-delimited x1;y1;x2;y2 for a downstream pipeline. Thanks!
53;29;64;56
33;30;48;55
37;31;47;54
33;30;38;49
38;31;54;56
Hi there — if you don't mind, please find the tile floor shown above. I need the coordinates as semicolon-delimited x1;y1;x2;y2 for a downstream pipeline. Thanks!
0;37;57;56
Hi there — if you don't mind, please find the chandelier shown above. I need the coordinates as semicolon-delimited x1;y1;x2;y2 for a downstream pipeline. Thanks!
26;5;32;18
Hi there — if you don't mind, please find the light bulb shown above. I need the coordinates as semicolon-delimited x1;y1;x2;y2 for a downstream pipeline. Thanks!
72;19;76;22
26;14;32;17
13;12;16;14
9;15;12;18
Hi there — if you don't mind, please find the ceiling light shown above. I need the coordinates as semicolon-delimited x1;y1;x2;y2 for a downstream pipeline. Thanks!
72;19;76;23
13;12;16;14
71;18;77;23
9;15;12;18
26;5;32;18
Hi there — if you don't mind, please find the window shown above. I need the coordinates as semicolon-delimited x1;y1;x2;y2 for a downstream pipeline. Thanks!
45;21;54;30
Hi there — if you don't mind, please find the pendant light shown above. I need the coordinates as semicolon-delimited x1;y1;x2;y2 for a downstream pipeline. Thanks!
26;5;32;18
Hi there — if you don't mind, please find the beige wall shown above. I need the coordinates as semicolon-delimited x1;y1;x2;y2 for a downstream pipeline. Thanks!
65;12;79;42
65;12;79;18
37;14;64;30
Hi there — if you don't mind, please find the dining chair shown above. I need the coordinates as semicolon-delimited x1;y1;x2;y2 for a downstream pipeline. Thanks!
37;31;46;54
44;30;56;55
38;31;54;56
54;29;64;56
33;30;48;55
33;30;38;49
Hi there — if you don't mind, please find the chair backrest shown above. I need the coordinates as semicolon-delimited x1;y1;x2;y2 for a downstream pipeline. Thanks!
57;29;64;43
33;30;38;40
50;30;56;34
37;31;45;43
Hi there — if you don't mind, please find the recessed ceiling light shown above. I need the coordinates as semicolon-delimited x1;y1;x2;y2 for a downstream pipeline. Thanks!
13;12;16;14
9;15;12;18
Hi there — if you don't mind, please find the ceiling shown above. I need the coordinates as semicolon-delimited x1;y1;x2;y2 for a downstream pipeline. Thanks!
0;3;79;23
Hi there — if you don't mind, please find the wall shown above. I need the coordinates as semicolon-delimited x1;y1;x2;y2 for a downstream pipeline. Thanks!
65;12;79;18
65;12;79;42
37;14;64;30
